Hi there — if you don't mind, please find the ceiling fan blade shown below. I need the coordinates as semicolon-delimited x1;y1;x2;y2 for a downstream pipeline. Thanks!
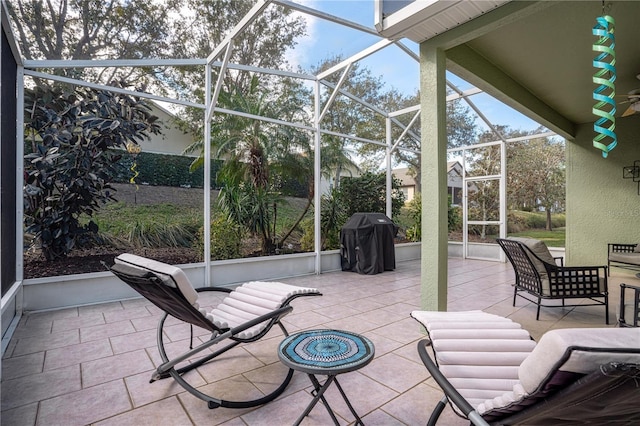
622;104;637;117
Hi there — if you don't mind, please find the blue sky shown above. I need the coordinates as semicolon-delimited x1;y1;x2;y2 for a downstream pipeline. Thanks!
286;0;541;133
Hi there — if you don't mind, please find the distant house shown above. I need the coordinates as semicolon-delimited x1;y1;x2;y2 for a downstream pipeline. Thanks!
394;161;463;205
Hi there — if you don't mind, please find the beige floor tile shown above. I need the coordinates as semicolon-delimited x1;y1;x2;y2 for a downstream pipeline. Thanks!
1;365;81;411
37;380;131;425
195;347;265;383
177;377;263;425
241;389;348;426
125;367;206;407
44;338;113;370
380;381;468;426
2;258;622;426
109;328;158;354
80;319;136;342
12;329;79;357
82;349;154;388
94;396;191;426
1;351;44;380
362;352;429;393
360;408;407;426
0;402;38;426
51;312;105;333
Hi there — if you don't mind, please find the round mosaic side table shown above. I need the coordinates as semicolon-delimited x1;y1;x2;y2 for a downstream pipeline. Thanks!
278;329;375;426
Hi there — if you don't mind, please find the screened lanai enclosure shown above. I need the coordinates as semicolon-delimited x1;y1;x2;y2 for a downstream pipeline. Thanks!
1;0;558;349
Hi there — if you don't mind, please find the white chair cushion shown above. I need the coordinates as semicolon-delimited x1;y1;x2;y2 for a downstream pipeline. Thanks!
609;252;640;265
210;281;319;339
477;327;640;415
411;310;536;410
115;253;199;306
517;327;640;393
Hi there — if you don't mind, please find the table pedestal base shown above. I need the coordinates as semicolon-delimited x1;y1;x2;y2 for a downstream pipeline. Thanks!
294;374;364;426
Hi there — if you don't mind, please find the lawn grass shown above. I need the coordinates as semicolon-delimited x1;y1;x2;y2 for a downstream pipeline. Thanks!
508;229;566;247
92;202;202;235
90;197;312;249
91;197;566;250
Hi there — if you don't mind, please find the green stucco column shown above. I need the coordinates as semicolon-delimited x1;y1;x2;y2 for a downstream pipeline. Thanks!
420;45;448;311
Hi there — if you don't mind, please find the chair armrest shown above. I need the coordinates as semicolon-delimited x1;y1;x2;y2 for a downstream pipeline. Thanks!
619;283;640;327
417;340;490;426
546;265;608;293
621;283;640;291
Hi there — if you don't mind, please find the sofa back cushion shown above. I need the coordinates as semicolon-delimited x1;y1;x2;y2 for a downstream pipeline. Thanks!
507;237;556;278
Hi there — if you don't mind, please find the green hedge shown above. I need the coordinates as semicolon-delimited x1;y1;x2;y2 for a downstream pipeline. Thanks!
114;151;223;188
114;151;310;195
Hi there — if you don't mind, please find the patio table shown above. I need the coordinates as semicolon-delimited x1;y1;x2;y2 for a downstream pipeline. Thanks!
278;329;375;425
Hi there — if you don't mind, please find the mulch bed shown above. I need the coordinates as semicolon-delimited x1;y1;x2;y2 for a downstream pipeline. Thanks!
23;247;199;279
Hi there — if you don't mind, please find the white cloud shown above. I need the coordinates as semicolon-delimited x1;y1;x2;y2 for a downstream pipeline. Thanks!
284;0;320;72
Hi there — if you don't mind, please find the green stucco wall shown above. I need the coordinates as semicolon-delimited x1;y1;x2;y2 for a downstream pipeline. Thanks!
566;115;640;267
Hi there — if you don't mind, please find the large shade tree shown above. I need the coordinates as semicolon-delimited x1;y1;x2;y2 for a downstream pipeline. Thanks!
8;0;178;87
507;130;565;230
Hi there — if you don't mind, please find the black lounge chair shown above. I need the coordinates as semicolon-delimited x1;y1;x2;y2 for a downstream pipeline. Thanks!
109;253;321;409
411;310;640;426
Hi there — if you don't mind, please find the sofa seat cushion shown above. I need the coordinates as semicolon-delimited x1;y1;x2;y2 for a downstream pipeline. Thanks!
609;252;640;266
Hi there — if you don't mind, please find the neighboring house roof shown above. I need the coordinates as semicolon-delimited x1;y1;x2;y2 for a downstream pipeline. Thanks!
393;167;416;187
138;103;196;156
394;162;464;190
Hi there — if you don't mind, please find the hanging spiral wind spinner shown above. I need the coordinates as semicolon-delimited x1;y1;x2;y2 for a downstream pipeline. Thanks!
125;141;142;189
592;7;616;158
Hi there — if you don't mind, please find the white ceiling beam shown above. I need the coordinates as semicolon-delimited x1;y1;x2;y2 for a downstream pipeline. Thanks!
207;0;272;65
318;64;352;123
2;2;24;66
24;59;207;68
273;0;380;36
389;104;420;118
23;69;204;109
391;109;421;152
207;41;234;122
317;39;394;80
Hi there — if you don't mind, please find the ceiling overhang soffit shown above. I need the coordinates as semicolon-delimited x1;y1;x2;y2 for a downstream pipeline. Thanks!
445;44;575;140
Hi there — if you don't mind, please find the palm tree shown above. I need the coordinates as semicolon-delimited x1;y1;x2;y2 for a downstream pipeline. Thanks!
186;76;312;254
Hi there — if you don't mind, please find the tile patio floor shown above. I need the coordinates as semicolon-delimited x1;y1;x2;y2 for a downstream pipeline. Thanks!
2;257;633;426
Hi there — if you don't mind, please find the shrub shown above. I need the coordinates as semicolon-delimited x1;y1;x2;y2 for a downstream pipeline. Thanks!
300;189;347;251
338;172;405;221
126;221;198;248
195;214;244;261
23;84;160;260
405;193;422;242
114;152;223;188
448;195;462;232
300;218;314;252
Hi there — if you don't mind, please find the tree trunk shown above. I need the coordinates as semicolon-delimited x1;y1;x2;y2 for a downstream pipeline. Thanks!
546;208;553;231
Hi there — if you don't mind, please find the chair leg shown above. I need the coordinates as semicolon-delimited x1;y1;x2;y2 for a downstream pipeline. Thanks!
513;287;518;307
536;298;541;320
427;396;448;426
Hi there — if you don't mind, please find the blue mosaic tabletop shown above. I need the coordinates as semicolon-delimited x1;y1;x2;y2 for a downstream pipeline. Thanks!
278;329;375;375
